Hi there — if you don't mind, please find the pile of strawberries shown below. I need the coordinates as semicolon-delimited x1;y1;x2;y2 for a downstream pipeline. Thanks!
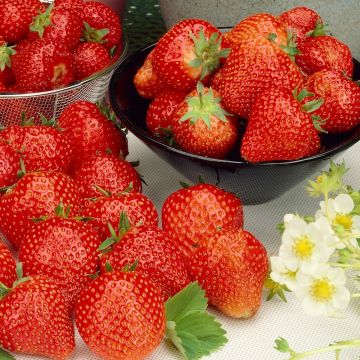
0;99;269;359
0;0;122;93
134;7;360;163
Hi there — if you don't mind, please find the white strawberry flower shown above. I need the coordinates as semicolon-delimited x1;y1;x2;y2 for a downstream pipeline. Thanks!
270;256;298;291
293;263;351;317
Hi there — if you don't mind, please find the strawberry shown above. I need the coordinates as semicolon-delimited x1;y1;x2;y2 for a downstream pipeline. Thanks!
82;1;122;51
73;154;142;208
29;3;83;50
0;274;75;359
152;19;230;92
302;70;360;133
0;241;16;288
98;222;191;300
11;38;74;92
278;7;322;46
83;190;158;239
134;50;167;99
73;42;111;80
241;87;322;162
172;83;238;159
0;36;16;87
75;271;165;360
189;228;268;318
19;206;102;309
1;117;73;174
215;34;303;119
0;138;20;188
0;0;45;44
162;183;243;257
54;0;83;12
58;101;128;170
0;171;81;248
0;80;5;92
146;89;187;137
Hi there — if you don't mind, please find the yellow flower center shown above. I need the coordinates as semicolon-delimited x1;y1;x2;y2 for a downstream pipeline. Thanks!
316;175;323;184
334;214;353;231
293;236;314;259
311;278;334;302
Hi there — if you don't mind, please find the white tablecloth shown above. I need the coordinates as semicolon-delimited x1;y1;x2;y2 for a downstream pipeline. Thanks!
17;133;360;360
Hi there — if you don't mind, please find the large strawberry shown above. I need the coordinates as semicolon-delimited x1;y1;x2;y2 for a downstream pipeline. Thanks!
0;171;81;248
83;190;158;239
162;183;243;257
0;274;75;359
0;241;16;288
19;205;102;309
302;70;360;133
98;222;191;300
11;37;74;92
189;228;268;318
152;19;230;92
58;101;128;170
1;117;73;174
172;83;238;159
240;87;322;162
0;138;20;188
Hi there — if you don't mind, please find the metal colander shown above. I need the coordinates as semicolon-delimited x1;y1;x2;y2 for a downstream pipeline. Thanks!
0;0;127;127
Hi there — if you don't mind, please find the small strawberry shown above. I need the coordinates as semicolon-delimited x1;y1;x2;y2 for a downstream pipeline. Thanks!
0;171;81;248
73;42;111;80
302;70;360;133
189;228;269;318
172;83;238;158
0;241;16;288
0;138;20;188
19;204;102;309
0;272;75;359
152;19;230;92
1;116;73;174
83;189;158;239
11;38;74;92
134;50;167;99
58;101;128;170
82;1;122;50
162;183;243;257
241;87;323;163
98;221;191;300
146;89;187;137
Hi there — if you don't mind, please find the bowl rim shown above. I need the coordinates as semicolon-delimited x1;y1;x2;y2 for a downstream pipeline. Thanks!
109;43;360;169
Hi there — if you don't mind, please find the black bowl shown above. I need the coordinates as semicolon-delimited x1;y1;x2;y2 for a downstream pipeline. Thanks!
109;44;360;204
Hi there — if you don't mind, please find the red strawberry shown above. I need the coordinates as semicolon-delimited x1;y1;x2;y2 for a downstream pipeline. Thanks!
0;80;6;92
73;154;142;207
0;275;75;359
189;228;268;318
241;87;322;162
82;1;122;50
83;190;158;239
134;50;166;99
172;83;238;159
0;171;81;248
75;271;165;360
152;19;230;92
0;138;20;188
73;42;111;80
296;34;353;77
29;3;83;50
146;89;187;137
58;101;128;170
215;35;303;119
0;0;45;44
12;38;74;92
19;209;102;309
302;70;360;133
1;118;73;173
162;183;243;257
0;241;16;288
99;223;191;300
0;36;16;87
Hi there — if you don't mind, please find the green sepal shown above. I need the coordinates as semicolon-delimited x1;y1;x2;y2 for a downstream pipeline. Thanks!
349;189;360;215
105;261;114;273
30;3;54;38
39;114;57;127
20;112;35;127
0;348;15;360
87;270;100;279
268;33;277;42
293;88;315;103
97;237;116;252
179;181;191;189
12;263;30;289
118;211;131;237
121;259;139;272
311;115;327;133
302;98;324;113
274;337;292;354
82;22;109;44
94;185;112;197
280;29;301;62
0;43;16;71
0;283;11;299
55;201;71;219
307;20;330;37
17;158;26;179
276;222;285;234
264;276;290;302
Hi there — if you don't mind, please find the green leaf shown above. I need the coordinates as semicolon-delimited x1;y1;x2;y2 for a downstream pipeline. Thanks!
0;348;15;360
274;337;291;353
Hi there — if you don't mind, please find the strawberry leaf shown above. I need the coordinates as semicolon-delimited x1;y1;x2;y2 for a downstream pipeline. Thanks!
0;348;15;360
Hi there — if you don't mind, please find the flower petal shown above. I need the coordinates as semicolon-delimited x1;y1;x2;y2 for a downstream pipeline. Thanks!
334;194;354;214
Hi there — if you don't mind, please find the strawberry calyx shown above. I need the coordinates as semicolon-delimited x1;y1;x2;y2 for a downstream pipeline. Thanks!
307;20;330;38
0;263;30;300
180;82;230;129
82;22;110;44
0;43;16;71
30;4;54;38
121;259;139;273
189;29;230;80
269;30;300;61
0;347;15;359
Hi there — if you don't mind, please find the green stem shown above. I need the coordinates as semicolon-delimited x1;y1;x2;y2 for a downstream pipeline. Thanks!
328;262;360;270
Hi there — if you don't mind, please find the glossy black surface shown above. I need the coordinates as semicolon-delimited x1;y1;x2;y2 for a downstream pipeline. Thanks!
109;44;360;204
